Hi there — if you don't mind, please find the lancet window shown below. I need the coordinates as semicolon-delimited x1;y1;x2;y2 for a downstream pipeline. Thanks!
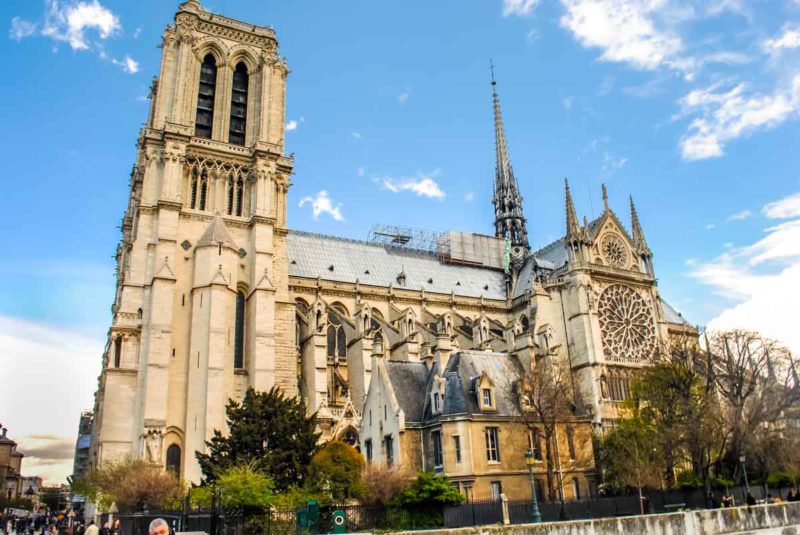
189;168;209;211
229;62;249;146
195;54;217;139
234;291;245;369
326;311;347;361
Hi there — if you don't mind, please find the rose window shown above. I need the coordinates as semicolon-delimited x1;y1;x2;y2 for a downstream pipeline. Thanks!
598;284;656;362
601;234;629;268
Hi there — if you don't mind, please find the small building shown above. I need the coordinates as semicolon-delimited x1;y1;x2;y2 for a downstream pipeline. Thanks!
361;350;596;502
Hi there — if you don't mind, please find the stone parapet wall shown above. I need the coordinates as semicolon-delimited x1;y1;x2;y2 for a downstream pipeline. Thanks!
397;503;800;535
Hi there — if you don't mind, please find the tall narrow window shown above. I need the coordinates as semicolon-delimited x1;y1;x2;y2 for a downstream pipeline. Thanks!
166;444;181;475
235;177;244;216
195;54;217;139
365;439;372;463
566;427;576;460
198;170;208;210
432;430;443;468
384;434;394;466
453;436;462;463
234;291;245;369
227;176;235;215
113;337;122;368
229;62;249;145
326;312;346;360
485;427;500;462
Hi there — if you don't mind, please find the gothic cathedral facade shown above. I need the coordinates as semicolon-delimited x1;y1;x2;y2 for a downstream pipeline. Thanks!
90;1;695;485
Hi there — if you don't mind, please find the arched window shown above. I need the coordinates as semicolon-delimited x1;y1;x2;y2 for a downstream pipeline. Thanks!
225;172;245;217
520;315;530;333
190;168;209;211
113;337;122;368
234;291;245;369
166;444;181;475
374;332;384;354
229;62;249;146
326;312;346;360
195;54;217;139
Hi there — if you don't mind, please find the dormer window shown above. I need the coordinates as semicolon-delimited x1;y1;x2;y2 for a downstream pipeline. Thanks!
476;373;496;411
433;392;441;413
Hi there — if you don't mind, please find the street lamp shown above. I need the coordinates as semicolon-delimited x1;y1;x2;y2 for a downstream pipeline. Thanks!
524;448;542;523
739;455;750;495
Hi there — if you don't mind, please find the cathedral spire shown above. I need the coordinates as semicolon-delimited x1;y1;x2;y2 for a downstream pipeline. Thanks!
565;178;581;242
630;195;651;255
491;65;529;254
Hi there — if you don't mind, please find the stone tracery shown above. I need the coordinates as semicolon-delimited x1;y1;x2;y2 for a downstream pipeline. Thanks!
598;284;656;362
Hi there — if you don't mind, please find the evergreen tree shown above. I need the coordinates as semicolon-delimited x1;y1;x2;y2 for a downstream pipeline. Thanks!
195;387;320;491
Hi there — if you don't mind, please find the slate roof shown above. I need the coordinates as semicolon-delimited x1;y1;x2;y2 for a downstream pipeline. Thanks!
286;231;507;300
431;350;524;419
384;360;431;424
661;298;692;326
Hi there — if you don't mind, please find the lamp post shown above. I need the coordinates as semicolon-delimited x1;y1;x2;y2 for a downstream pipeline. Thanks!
524;448;542;523
740;455;750;495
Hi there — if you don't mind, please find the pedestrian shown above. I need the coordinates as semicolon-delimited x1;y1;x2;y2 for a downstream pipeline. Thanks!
721;493;734;507
111;519;121;535
787;488;799;502
746;492;757;506
147;519;168;535
84;521;99;535
767;493;774;504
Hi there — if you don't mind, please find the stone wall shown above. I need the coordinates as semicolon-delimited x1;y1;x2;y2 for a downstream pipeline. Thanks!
397;502;800;535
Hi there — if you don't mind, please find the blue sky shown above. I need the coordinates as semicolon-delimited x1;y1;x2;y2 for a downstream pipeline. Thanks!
1;0;800;483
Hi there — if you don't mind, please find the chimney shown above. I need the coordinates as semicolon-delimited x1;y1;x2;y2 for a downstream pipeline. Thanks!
434;334;453;371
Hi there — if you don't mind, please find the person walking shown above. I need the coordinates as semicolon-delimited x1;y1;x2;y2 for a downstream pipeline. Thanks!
787;488;799;502
746;492;757;506
84;522;98;535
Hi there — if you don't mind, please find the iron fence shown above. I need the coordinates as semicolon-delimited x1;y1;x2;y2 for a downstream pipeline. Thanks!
114;484;799;534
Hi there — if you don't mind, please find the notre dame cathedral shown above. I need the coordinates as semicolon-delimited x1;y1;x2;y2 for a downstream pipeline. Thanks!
90;0;695;485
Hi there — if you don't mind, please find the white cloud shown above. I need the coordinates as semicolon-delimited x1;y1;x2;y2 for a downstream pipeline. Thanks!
9;17;38;40
690;191;800;354
299;190;344;221
132;26;142;38
679;75;800;160
465;191;475;202
558;0;688;73
10;1;138;73
705;223;716;230
763;192;800;219
562;96;574;109
702;51;753;65
726;208;752;222
397;90;411;104
351;131;362;139
762;25;800;53
526;29;541;43
502;0;540;17
357;167;365;177
0;316;103;484
42;0;121;51
601;151;628;177
380;170;446;200
286;119;298;131
112;54;138;73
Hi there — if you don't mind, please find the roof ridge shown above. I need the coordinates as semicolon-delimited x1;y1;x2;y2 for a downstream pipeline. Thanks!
288;229;439;258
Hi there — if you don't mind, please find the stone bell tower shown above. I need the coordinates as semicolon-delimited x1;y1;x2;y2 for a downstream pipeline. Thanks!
91;0;296;484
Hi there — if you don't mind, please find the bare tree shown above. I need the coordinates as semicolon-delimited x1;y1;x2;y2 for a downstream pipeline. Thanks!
514;356;580;502
708;331;800;475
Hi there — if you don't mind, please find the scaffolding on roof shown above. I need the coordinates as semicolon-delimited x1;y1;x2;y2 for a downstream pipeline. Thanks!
368;224;446;255
368;224;506;270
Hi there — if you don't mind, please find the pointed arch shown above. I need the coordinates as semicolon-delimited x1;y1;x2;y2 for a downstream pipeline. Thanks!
229;62;249;145
195;53;218;139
